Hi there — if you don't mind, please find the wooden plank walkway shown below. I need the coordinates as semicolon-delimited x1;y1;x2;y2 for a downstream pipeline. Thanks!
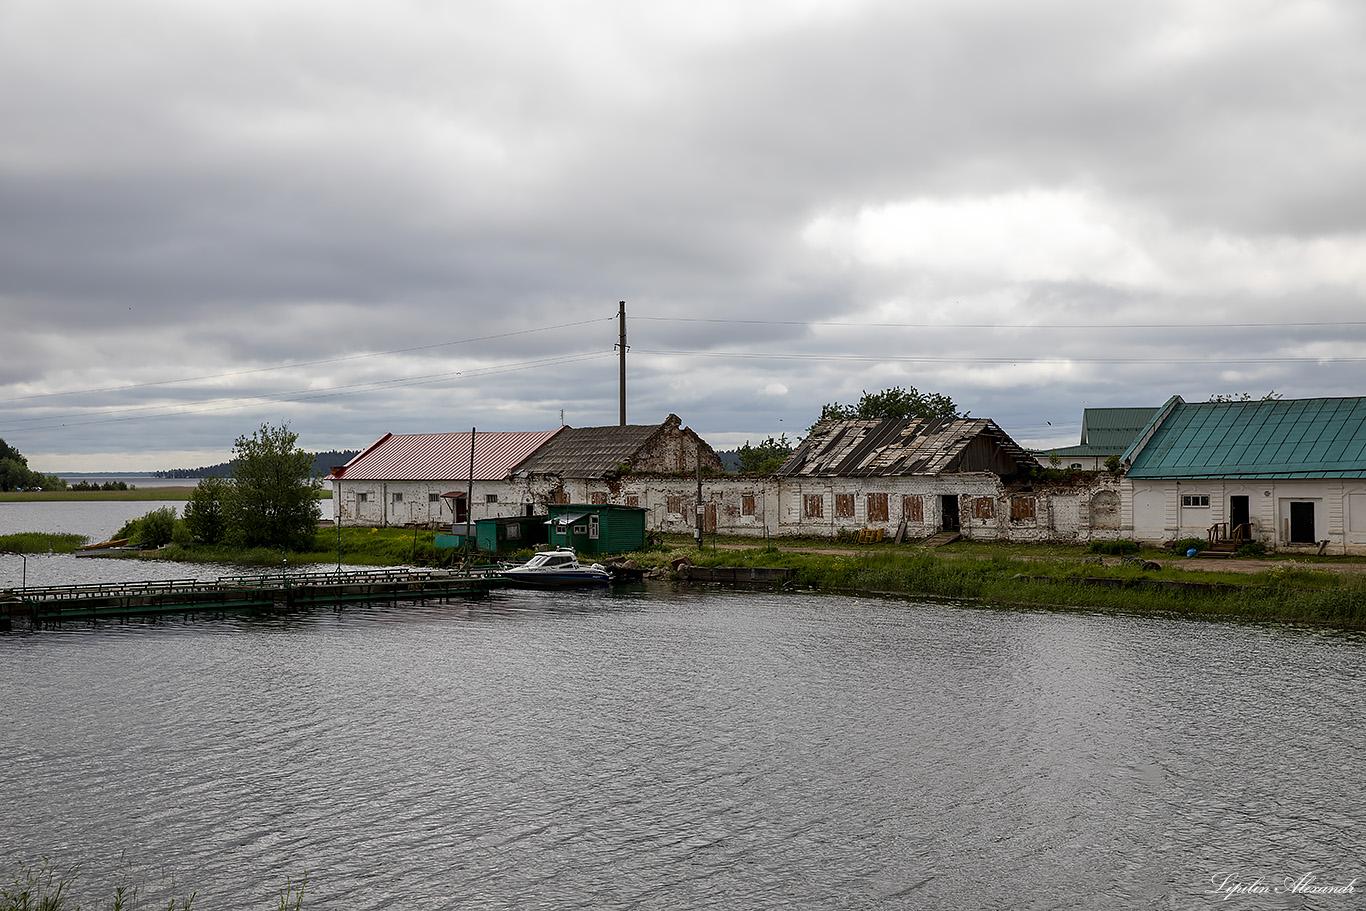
1;567;503;628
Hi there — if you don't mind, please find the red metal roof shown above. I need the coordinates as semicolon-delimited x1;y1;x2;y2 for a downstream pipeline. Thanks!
327;429;562;481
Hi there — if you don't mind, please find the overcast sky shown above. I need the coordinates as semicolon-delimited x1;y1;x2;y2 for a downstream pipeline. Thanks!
3;0;1364;471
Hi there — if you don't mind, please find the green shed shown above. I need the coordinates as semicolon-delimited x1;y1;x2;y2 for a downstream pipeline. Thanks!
547;504;647;555
475;515;549;553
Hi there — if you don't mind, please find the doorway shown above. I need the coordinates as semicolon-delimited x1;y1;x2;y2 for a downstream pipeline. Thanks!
1289;501;1315;544
1230;496;1250;540
941;495;960;531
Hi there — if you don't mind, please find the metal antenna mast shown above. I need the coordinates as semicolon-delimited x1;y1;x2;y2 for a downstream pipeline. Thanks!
617;301;628;426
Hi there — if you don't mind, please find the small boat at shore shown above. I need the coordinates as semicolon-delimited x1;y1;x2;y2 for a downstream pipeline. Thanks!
499;547;612;587
74;537;142;557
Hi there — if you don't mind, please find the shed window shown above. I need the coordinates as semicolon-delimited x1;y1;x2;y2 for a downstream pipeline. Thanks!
741;494;756;516
804;494;824;519
971;497;995;520
867;493;889;522
505;524;521;540
1182;494;1210;508
902;495;923;524
835;493;855;518
1010;496;1036;521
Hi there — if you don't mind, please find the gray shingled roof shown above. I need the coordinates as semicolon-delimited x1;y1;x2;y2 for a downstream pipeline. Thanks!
513;423;666;478
775;417;1039;478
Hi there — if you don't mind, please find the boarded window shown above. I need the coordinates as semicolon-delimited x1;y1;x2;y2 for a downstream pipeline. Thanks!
667;495;683;515
902;495;923;524
1010;496;1036;521
589;492;608;505
741;494;756;516
550;488;569;505
835;493;856;518
972;497;995;520
867;493;889;523
506;524;522;540
804;494;824;519
625;495;639;508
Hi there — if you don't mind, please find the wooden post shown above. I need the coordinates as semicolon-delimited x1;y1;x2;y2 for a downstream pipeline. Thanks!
465;427;477;560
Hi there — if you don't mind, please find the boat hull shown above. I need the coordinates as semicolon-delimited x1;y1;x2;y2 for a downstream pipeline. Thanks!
499;569;611;588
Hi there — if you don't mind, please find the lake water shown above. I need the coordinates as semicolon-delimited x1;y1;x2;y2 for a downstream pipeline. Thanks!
0;496;333;545
2;506;1364;910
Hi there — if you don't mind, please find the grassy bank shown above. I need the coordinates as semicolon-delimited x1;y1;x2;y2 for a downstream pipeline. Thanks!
0;489;332;502
0;488;195;502
0;533;88;554
16;523;1366;626
99;526;485;568
642;542;1366;626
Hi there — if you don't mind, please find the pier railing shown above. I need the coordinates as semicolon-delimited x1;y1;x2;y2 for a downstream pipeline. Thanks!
3;566;506;626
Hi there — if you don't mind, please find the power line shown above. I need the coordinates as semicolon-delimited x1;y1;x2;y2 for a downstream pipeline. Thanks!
633;348;1366;366
635;316;1366;331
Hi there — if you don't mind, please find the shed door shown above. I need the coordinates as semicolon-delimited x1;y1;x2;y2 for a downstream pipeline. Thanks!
1289;502;1315;543
941;495;960;531
589;515;600;540
1229;496;1250;539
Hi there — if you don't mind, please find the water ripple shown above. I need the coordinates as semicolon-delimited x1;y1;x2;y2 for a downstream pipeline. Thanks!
2;588;1363;909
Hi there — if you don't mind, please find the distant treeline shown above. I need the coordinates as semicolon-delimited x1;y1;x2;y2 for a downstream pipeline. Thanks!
157;449;360;480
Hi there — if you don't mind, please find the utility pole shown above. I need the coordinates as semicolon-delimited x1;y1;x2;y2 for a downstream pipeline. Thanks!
695;437;703;551
465;427;476;561
617;301;627;426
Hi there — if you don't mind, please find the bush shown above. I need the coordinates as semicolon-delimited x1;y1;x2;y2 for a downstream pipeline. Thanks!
1171;538;1206;555
136;507;179;547
1087;540;1139;556
1236;540;1268;556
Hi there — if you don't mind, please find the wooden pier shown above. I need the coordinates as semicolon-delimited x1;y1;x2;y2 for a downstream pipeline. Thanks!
1;567;503;629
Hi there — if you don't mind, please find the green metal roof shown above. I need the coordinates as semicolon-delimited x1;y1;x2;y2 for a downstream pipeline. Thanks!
1080;407;1160;450
1124;396;1366;479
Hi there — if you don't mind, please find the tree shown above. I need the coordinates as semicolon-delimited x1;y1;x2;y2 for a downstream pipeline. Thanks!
184;475;230;544
736;434;792;474
136;506;179;547
225;423;320;550
811;385;963;431
0;437;63;491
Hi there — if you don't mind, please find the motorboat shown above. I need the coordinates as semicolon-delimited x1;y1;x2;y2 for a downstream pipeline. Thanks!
499;547;612;587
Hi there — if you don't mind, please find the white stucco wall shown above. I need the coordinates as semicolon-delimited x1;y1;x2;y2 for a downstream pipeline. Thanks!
333;472;1126;546
1125;478;1366;555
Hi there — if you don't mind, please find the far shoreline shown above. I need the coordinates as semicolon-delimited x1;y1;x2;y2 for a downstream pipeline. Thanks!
1;488;332;502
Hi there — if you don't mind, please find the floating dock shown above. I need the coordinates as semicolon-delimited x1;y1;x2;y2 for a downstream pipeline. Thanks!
1;567;503;629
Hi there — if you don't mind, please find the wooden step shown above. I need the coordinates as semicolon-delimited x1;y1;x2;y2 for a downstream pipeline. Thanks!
919;531;961;548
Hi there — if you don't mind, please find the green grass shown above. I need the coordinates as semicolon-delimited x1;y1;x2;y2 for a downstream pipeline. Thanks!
646;540;1366;626
136;526;489;568
0;489;195;502
0;489;331;503
0;533;88;554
